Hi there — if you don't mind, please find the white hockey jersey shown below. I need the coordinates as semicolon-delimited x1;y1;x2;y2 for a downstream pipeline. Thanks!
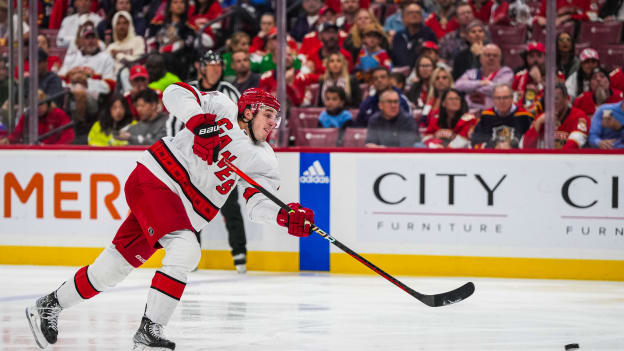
138;82;282;231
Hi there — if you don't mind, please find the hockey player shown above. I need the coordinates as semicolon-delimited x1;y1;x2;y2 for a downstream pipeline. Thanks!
25;86;315;350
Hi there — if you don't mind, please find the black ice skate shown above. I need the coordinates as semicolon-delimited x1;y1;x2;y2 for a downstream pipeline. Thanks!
132;316;176;350
25;292;63;349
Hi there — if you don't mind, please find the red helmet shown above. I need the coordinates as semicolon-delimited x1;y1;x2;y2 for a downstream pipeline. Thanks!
237;88;281;116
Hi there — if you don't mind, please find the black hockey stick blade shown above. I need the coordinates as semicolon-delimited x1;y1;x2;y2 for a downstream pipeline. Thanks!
418;282;475;307
220;157;475;307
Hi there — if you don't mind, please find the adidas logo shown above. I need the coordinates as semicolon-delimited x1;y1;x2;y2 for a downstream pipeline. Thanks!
299;160;330;184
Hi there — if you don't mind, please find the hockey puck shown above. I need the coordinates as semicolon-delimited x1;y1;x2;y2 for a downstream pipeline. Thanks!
564;343;579;350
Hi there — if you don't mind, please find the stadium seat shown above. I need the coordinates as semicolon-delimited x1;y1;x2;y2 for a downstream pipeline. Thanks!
39;29;59;48
532;22;575;44
499;44;527;71
343;128;368;147
490;25;527;45
304;83;320;107
578;21;623;45
596;44;624;71
48;47;68;63
391;66;410;77
574;42;591;56
288;107;323;130
294;128;339;147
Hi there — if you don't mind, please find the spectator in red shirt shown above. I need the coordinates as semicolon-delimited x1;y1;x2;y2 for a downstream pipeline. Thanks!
259;48;307;107
523;83;591;149
573;67;624;117
424;0;458;39
336;0;360;32
37;35;62;74
468;0;493;23
423;88;478;148
124;64;152;119
250;13;275;54
0;90;75;145
306;22;354;75
534;0;598;27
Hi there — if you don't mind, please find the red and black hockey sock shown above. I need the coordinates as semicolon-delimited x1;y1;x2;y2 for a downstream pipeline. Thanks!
74;266;101;299
55;265;100;309
150;271;186;301
145;270;187;326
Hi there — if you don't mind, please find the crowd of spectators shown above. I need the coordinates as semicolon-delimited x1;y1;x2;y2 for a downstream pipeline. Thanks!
0;0;623;150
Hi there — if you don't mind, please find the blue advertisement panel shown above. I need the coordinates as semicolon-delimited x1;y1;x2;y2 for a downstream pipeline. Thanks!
299;153;330;271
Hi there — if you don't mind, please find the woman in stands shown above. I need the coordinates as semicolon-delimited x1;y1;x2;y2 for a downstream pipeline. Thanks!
556;32;579;79
318;52;362;108
422;66;454;123
88;94;136;146
422;88;477;148
145;0;197;80
406;55;436;111
566;48;600;101
343;8;388;65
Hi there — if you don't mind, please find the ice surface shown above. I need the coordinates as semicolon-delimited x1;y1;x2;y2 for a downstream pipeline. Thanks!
1;265;623;350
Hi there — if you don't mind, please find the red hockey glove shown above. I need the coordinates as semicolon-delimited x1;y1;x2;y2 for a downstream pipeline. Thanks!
186;113;221;164
276;203;315;237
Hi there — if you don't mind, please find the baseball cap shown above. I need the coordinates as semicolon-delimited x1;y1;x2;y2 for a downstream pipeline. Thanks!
579;48;599;62
527;41;545;54
319;22;339;33
319;6;335;16
129;64;148;81
422;41;439;52
79;24;96;37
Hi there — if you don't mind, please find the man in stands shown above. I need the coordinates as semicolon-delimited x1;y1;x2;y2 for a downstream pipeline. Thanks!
58;21;115;143
523;83;590;149
391;2;437;69
306;22;353;75
511;42;566;114
471;84;533;149
336;0;360;32
355;67;411;127
439;2;475;67
56;0;102;48
573;67;624;118
455;43;513;112
230;50;260;93
125;64;152;119
365;88;418;147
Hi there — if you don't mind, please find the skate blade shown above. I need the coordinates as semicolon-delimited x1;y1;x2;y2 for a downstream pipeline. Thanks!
132;344;173;351
25;306;49;349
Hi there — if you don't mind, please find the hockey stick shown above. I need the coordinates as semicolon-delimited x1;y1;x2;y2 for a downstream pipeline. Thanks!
221;157;475;307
